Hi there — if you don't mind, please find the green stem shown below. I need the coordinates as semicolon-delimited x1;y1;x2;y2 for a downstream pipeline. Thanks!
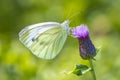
89;59;96;80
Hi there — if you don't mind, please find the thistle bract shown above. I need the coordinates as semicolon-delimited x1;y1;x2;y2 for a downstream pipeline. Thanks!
72;24;96;59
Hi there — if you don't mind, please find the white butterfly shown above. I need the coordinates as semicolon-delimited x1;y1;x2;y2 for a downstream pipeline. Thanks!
19;20;71;59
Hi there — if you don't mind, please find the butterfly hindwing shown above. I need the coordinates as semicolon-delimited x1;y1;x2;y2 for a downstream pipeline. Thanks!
34;27;67;59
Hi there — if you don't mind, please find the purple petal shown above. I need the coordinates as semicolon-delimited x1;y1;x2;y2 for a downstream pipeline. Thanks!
72;24;89;38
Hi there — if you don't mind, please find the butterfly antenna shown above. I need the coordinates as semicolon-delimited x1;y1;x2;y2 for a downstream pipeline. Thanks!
65;8;74;20
68;11;82;23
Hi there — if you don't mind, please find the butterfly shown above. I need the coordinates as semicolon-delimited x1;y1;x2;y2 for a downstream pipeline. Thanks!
19;20;71;59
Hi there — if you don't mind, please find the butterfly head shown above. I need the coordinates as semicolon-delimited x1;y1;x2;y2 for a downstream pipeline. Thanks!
61;20;71;35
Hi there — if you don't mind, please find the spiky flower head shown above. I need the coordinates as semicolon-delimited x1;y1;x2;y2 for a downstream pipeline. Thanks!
72;24;96;59
72;24;89;39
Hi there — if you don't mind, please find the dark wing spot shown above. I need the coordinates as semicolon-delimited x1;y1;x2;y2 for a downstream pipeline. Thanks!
32;37;37;42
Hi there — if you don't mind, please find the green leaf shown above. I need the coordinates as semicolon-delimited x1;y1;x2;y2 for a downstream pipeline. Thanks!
72;64;91;76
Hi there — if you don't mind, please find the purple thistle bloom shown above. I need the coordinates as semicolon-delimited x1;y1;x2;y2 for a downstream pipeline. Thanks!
72;24;96;59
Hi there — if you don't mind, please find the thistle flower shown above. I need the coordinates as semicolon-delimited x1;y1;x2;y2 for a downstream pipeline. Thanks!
72;24;96;59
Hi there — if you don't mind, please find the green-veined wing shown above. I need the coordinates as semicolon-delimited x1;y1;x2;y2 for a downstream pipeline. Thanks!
19;20;70;59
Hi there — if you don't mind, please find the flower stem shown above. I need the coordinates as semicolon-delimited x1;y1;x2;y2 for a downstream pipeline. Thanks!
89;59;96;80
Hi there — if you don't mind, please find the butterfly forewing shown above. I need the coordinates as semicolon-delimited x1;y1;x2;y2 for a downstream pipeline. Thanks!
19;22;68;59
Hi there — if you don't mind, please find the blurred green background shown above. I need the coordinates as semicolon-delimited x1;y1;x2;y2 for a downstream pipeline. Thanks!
0;0;120;80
